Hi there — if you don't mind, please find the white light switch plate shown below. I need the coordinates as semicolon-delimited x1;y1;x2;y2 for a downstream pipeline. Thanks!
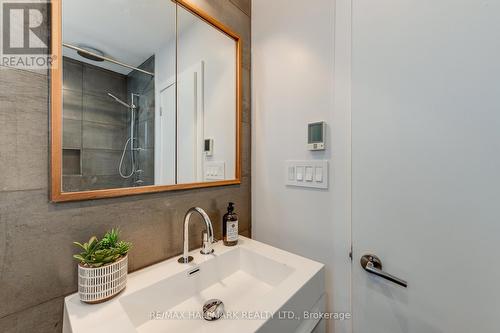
205;161;225;180
285;160;329;189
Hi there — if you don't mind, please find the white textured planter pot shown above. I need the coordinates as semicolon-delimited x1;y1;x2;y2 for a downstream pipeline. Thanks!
78;255;128;304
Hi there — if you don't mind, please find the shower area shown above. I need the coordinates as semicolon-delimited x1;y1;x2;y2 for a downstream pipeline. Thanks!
62;52;155;192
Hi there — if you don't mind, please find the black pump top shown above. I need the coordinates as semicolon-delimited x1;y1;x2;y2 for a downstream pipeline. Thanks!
228;202;235;213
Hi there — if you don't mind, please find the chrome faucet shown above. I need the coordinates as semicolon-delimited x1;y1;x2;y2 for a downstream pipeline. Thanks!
178;207;215;264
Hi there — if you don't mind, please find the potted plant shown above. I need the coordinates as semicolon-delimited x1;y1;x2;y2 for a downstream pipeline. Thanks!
73;229;132;303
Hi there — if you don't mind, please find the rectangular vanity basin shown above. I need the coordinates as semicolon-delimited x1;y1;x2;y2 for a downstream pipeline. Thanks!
63;237;325;333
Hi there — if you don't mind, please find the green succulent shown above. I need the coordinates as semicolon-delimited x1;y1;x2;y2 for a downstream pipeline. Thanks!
100;229;119;249
73;229;132;268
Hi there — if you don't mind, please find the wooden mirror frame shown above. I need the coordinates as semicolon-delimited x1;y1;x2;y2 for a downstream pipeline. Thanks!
50;0;242;202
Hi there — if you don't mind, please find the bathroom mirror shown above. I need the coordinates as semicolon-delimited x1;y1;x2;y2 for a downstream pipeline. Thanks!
50;0;241;202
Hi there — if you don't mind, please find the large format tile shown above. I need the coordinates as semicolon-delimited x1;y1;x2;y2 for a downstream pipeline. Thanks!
0;66;48;103
242;66;251;124
15;102;49;188
0;190;83;317
241;35;251;70
62;89;82;121
62;118;82;149
230;0;251;16
62;174;132;192
78;174;132;191
127;59;155;95
0;67;48;191
83;94;128;125
0;205;7;293
0;99;18;191
83;64;127;99
81;149;123;176
62;57;83;92
0;297;64;333
62;175;83;192
241;121;251;177
82;121;126;150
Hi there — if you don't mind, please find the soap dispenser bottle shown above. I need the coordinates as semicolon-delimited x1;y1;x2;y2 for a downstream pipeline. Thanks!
223;202;239;246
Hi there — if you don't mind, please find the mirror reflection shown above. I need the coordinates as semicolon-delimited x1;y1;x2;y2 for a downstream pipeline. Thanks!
61;0;238;193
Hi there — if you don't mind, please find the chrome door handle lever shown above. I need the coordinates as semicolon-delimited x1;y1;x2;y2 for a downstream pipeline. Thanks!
361;254;408;288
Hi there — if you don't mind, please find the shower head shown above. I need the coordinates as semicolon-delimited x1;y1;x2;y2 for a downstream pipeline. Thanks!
76;45;105;62
107;93;133;109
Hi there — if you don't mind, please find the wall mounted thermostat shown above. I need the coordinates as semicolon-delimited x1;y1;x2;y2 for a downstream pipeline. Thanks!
204;139;214;156
308;121;326;151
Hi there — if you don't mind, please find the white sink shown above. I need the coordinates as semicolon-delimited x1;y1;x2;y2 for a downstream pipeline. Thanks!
63;237;325;333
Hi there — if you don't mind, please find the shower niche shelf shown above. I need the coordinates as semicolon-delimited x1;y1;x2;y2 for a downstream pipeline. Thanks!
62;148;81;176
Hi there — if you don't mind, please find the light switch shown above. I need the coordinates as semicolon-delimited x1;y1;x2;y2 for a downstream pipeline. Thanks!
296;167;304;181
205;161;226;180
315;167;323;182
286;160;328;189
288;166;295;181
305;167;314;182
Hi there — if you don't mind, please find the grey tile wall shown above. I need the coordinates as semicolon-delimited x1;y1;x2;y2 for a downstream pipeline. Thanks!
81;149;124;176
83;66;127;100
230;0;251;17
82;122;127;150
61;90;82;121
62;149;81;175
62;58;83;154
0;1;251;332
62;119;82;149
62;57;130;191
62;58;82;92
0;68;48;192
82;94;127;124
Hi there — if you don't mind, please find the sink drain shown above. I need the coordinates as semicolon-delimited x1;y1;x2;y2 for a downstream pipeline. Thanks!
203;299;225;321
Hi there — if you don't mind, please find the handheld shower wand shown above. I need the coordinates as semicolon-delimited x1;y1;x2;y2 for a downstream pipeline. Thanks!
107;93;139;179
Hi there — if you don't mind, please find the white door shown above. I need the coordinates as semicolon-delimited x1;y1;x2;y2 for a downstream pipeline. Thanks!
352;1;500;332
157;83;176;185
177;63;204;183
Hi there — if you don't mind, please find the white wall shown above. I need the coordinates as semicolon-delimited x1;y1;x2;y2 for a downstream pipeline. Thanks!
252;1;352;332
154;7;237;184
154;38;176;185
177;7;237;182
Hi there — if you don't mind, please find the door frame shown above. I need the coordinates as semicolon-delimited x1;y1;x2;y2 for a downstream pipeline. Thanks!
155;78;177;185
156;62;205;185
333;0;354;332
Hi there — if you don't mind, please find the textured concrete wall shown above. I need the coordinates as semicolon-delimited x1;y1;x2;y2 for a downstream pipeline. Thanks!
0;1;251;332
